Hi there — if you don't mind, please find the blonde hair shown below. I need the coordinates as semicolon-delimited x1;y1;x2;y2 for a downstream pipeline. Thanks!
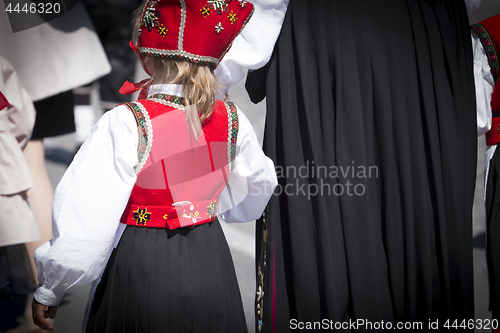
131;4;221;138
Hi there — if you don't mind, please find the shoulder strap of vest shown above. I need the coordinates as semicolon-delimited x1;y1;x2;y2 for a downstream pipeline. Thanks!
121;101;152;174
224;101;239;171
121;99;237;173
472;23;499;84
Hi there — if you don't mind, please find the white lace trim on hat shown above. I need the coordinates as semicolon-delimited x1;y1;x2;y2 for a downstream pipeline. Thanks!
139;47;220;66
179;0;186;51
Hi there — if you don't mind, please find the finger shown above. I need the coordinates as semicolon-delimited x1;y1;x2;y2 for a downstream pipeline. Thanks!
34;304;52;330
47;305;58;319
32;302;54;331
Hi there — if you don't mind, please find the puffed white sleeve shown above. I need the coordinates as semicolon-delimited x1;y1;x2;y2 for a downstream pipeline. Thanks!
34;105;139;306
214;0;289;88
472;29;495;137
218;106;277;223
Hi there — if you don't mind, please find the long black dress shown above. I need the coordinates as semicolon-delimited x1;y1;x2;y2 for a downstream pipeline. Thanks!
247;0;477;331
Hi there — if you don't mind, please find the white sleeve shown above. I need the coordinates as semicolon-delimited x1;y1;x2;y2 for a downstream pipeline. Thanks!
214;0;289;88
218;106;277;223
0;56;35;149
472;30;495;137
34;105;139;306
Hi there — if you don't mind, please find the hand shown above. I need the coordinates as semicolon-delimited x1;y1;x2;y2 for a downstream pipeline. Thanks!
31;298;57;331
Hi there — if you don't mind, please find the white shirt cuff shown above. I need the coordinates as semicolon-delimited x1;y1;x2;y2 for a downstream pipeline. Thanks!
34;285;64;306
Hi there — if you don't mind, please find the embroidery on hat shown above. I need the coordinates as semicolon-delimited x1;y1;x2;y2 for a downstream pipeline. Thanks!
139;47;219;68
228;11;238;24
215;22;224;34
208;0;228;15
133;207;152;226
201;5;211;18
238;0;247;7
206;201;217;220
143;0;161;32
137;0;254;68
158;24;168;37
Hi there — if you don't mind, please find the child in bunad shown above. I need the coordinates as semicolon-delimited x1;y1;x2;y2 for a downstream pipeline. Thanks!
471;12;500;329
31;0;277;332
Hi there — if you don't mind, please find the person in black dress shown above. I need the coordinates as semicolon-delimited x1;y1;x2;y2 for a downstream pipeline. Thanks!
247;0;477;331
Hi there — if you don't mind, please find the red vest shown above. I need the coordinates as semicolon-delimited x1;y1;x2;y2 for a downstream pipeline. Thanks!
119;94;238;229
472;15;500;145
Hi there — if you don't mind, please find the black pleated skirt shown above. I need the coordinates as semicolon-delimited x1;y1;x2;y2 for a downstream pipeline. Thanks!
86;219;247;333
248;0;476;331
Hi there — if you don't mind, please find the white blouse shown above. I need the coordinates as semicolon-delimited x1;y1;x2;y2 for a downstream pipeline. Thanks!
215;0;289;88
472;30;495;137
34;84;277;308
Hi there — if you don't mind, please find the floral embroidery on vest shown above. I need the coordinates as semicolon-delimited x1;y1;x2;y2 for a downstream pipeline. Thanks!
123;102;153;174
225;101;238;171
149;93;185;106
206;201;217;219
472;23;499;84
133;207;152;226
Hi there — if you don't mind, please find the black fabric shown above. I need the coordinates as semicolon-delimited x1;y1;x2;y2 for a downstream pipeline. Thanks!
0;244;36;301
83;0;140;104
86;220;247;333
31;90;75;139
487;148;500;320
248;0;476;331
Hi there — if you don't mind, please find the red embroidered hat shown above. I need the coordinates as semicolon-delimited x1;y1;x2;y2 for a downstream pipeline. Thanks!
136;0;254;69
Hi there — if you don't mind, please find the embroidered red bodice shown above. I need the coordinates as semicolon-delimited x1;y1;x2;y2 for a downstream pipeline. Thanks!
120;94;238;229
